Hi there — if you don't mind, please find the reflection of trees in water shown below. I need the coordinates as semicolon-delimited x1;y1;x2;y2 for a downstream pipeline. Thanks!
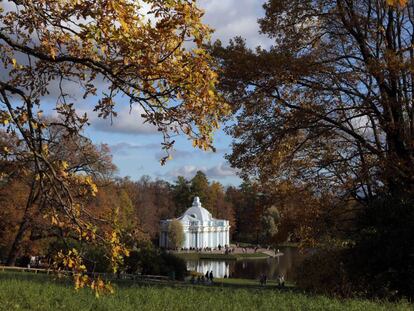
186;247;308;281
278;247;307;281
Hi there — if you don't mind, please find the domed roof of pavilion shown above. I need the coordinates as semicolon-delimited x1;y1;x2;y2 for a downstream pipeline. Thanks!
182;197;212;222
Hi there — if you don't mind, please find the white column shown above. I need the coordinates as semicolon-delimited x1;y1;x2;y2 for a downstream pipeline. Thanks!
226;228;229;245
184;230;189;248
218;230;222;246
198;230;202;248
192;232;196;248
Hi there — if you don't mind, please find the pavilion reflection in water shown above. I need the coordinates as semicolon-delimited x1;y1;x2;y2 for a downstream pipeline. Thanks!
187;260;230;278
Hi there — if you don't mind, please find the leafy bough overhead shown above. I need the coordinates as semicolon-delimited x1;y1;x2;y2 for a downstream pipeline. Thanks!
214;0;414;200
212;0;414;247
0;0;228;294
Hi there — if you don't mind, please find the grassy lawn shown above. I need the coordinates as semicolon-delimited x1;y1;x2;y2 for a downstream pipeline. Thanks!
213;277;294;289
0;272;412;311
175;252;269;261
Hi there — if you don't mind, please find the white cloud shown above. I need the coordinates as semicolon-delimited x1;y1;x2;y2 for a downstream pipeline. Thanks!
109;142;160;155
205;163;239;178
167;165;200;179
87;104;159;135
166;162;239;180
200;0;271;48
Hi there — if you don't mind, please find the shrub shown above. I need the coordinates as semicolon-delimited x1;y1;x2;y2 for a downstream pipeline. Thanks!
168;220;185;249
295;248;354;297
123;242;187;280
348;195;414;299
47;239;110;273
296;195;414;299
15;255;31;268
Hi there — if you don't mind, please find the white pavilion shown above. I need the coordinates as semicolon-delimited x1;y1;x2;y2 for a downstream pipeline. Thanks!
159;197;230;249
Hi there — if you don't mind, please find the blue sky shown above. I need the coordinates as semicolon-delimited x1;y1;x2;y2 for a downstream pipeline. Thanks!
83;0;270;186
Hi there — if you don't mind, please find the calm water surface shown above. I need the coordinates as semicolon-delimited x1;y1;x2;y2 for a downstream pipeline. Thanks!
186;247;307;282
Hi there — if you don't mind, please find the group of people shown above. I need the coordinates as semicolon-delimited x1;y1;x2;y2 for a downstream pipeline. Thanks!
181;245;230;253
224;247;235;255
259;274;285;288
190;270;214;284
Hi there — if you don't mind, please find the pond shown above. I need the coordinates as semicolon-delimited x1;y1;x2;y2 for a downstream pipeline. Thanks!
185;246;307;282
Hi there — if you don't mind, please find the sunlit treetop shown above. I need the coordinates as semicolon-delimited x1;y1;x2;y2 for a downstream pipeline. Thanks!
0;0;228;157
0;0;228;295
386;0;408;7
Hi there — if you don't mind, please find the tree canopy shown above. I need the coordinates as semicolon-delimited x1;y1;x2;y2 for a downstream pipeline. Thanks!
214;0;414;202
168;219;185;249
0;0;227;294
212;0;414;297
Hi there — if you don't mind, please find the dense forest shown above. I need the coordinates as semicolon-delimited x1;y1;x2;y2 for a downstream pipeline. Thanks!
0;131;308;264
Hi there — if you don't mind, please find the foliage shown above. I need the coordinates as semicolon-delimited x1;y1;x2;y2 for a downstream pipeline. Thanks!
189;171;210;207
212;0;414;297
225;181;265;243
213;0;414;240
168;219;185;249
261;205;280;243
118;176;176;240
123;242;187;281
295;248;353;298
0;126;116;266
296;196;414;299
0;0;227;293
172;176;192;216
207;181;235;228
347;195;414;298
48;239;110;273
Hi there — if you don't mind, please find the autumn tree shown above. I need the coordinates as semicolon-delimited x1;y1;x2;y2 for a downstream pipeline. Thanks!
213;0;414;236
0;124;116;266
168;219;185;249
261;205;280;243
172;176;192;216
0;0;227;292
213;0;414;297
118;176;176;240
225;181;264;243
190;171;210;207
208;181;235;230
0;133;30;259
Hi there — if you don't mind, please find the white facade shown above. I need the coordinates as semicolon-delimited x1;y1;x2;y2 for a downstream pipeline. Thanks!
159;197;230;249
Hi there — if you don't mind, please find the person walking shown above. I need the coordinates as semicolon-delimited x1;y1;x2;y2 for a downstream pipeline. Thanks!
278;274;285;288
209;270;213;283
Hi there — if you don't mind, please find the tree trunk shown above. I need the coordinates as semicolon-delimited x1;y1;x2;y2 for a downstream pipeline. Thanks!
6;180;38;266
6;216;31;266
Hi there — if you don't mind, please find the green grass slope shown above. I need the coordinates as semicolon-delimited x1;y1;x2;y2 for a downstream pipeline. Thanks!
0;272;412;311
